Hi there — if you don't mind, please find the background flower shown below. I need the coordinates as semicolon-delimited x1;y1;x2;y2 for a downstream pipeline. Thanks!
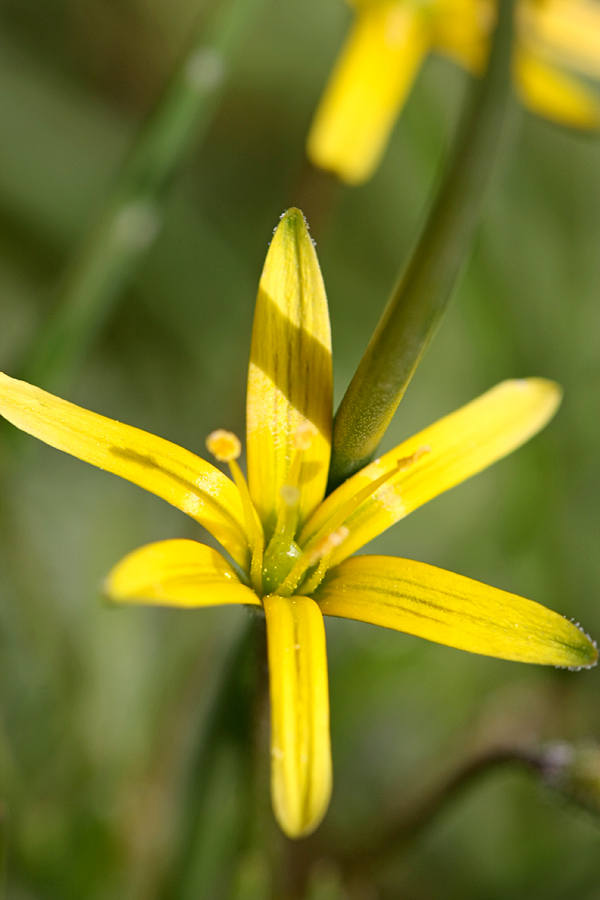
307;0;600;183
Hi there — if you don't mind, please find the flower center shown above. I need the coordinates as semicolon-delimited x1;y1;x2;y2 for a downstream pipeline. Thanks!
206;427;429;599
262;532;302;594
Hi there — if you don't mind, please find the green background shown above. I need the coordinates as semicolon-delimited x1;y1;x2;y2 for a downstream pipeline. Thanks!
0;0;599;896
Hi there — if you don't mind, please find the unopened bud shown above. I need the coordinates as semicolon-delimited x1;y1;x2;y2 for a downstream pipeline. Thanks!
206;429;241;462
540;742;600;817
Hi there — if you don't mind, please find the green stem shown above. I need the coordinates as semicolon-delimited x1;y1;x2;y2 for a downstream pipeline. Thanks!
17;0;266;390
155;614;267;900
0;801;7;898
328;0;517;489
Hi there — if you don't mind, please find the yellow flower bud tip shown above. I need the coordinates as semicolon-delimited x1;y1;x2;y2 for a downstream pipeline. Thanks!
308;525;350;566
280;484;301;507
205;429;241;462
294;420;318;451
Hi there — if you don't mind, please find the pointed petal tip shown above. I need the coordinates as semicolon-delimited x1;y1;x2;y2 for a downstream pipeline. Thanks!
561;624;598;671
247;211;332;535
278;207;311;238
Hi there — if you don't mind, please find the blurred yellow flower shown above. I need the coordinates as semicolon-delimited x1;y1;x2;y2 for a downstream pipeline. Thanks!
307;0;600;184
0;209;596;838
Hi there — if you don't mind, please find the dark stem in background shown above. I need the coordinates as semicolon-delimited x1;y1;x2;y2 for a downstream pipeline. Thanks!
280;745;548;898
15;0;266;392
286;744;549;898
154;614;267;900
337;746;545;879
328;0;518;490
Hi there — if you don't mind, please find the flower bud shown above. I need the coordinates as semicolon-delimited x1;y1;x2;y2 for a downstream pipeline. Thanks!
540;742;600;817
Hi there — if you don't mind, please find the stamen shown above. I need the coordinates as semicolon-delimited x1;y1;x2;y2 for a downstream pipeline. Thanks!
306;525;350;566
296;556;330;597
285;420;318;495
280;484;300;508
272;483;301;546
275;526;350;598
229;459;264;594
279;448;429;598
205;429;241;462
294;420;317;451
206;429;264;594
271;421;318;541
302;445;431;556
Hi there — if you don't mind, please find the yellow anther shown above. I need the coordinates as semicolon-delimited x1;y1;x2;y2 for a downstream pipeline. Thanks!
206;429;241;462
307;526;350;566
300;444;432;557
280;484;301;507
396;445;431;470
294;420;318;451
205;429;263;593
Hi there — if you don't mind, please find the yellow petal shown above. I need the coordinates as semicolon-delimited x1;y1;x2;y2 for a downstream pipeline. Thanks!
306;2;429;184
515;50;600;129
263;593;332;838
432;0;492;73
315;555;598;668
105;539;260;607
299;379;561;565
247;209;332;540
523;0;600;80
0;372;250;569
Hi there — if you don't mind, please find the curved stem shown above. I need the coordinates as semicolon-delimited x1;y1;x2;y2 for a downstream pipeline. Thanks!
329;0;518;489
339;745;544;877
17;0;266;391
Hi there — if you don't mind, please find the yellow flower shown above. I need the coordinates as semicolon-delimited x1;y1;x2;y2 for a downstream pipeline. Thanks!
0;209;596;837
307;0;600;184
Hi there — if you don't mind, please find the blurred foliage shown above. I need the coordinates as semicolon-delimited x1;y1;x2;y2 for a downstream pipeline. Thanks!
0;0;599;897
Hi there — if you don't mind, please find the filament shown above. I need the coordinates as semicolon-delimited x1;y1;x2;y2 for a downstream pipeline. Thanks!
206;429;264;593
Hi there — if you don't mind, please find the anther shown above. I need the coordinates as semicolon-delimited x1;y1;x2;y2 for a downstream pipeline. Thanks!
205;429;264;595
271;422;318;543
206;429;241;462
300;444;432;552
396;445;430;470
307;525;350;566
280;484;300;508
294;420;317;451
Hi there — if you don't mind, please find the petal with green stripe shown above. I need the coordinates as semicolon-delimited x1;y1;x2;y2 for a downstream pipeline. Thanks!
314;555;598;668
263;593;332;838
299;379;561;566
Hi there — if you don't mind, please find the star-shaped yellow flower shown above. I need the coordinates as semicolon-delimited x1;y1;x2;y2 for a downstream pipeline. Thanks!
0;209;595;837
307;0;600;184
